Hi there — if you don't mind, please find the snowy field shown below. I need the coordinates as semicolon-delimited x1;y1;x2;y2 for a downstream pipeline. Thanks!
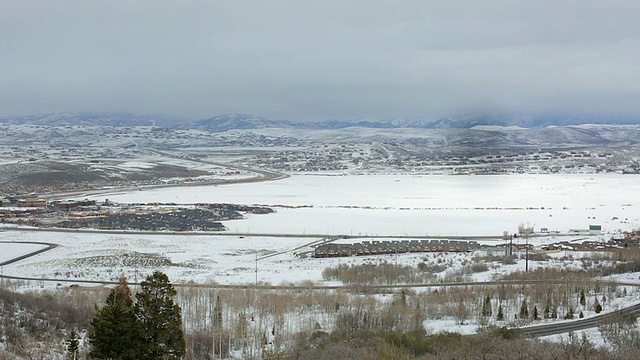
2;229;639;339
0;173;638;287
0;229;626;288
0;231;320;286
0;241;49;263
2;173;640;340
84;173;640;236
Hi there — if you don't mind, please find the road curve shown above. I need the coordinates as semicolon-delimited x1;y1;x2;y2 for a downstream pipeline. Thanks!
0;241;58;266
518;301;640;337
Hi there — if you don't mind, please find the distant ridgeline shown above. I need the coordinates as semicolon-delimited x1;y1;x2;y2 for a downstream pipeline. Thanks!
3;112;640;131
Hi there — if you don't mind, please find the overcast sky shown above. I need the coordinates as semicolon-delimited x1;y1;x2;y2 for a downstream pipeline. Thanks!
2;1;639;121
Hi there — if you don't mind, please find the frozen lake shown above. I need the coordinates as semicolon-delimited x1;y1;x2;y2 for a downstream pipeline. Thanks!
86;174;640;236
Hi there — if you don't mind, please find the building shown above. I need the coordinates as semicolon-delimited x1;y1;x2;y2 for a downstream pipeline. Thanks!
589;225;602;235
17;198;47;208
52;199;97;211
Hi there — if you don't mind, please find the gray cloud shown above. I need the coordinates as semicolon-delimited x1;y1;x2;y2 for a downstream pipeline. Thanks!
1;1;639;121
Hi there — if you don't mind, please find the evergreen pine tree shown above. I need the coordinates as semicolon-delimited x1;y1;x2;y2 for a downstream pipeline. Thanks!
564;306;574;320
497;304;504;321
65;328;80;360
135;271;186;360
533;306;539;320
579;289;586;306
519;299;529;319
90;277;143;360
595;298;602;314
481;295;492;317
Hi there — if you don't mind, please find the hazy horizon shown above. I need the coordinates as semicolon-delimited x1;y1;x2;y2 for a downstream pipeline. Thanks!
2;1;640;121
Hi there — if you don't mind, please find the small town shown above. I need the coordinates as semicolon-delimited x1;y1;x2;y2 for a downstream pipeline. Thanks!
0;197;273;232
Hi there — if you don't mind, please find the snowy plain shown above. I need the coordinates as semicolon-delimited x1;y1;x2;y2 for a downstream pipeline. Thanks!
86;173;640;236
0;242;48;263
1;173;639;287
2;173;640;339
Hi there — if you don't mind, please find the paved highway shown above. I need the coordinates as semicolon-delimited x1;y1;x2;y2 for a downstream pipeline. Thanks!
0;241;58;266
2;226;513;242
519;301;640;337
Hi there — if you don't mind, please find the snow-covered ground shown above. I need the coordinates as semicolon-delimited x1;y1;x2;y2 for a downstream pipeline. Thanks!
0;231;319;286
2;173;640;342
0;242;49;263
82;173;640;236
2;173;638;284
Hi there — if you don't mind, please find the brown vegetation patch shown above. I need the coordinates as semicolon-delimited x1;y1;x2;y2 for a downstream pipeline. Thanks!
72;251;173;268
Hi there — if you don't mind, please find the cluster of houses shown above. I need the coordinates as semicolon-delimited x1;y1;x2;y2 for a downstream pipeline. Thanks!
313;239;481;258
54;208;229;232
0;197;98;218
610;231;640;248
0;197;48;208
0;196;274;232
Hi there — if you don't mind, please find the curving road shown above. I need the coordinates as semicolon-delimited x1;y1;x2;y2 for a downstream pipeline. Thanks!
0;241;58;266
519;301;640;337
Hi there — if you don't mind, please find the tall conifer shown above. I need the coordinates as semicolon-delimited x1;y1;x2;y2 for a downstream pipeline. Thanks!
135;271;186;360
90;277;143;360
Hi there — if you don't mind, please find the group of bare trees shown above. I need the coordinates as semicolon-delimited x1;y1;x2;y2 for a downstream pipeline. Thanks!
2;249;640;358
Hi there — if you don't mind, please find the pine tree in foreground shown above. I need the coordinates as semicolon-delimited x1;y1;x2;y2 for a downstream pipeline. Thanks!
90;277;143;360
135;271;186;360
65;328;80;360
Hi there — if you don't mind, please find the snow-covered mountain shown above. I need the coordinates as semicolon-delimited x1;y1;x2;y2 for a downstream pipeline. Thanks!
2;111;640;131
0;112;180;127
421;113;640;129
177;113;295;132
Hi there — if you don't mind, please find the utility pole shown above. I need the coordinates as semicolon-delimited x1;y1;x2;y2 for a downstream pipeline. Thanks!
255;251;258;287
525;235;529;272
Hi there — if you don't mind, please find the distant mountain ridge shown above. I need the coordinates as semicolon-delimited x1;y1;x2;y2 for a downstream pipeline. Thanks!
178;113;295;132
2;111;640;131
0;112;178;127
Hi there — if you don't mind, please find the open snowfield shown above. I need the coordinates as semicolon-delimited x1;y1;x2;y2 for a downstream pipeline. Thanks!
0;241;49;263
0;229;624;288
1;173;638;286
2;173;640;341
84;173;640;236
0;231;323;286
